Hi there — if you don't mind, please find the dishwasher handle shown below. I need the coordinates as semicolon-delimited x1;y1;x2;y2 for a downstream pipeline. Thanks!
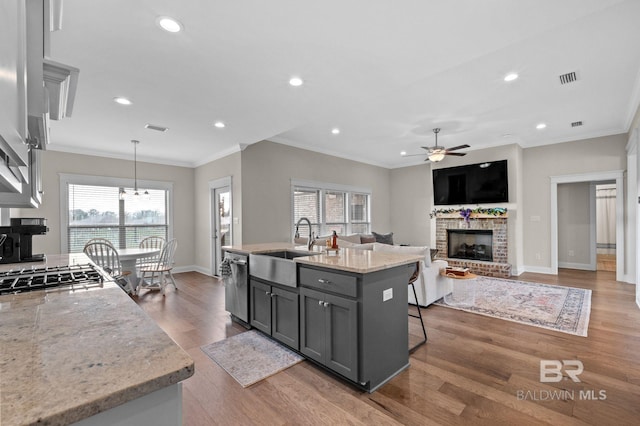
230;259;247;266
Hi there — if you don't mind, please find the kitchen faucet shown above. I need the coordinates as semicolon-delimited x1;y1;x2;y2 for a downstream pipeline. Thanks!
294;217;315;250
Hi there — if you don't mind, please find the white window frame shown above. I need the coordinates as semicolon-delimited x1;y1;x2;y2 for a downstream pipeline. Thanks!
290;179;372;239
59;173;174;253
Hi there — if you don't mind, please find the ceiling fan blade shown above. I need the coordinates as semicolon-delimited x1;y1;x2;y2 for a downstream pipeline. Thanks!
420;146;434;151
402;153;428;157
446;152;467;156
446;144;470;152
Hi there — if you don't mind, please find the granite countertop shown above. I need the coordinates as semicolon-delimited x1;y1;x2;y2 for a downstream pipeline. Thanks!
294;247;422;274
0;254;194;426
222;242;322;255
224;243;421;274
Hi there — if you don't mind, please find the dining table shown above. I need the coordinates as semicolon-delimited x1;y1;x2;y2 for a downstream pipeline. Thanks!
117;247;161;294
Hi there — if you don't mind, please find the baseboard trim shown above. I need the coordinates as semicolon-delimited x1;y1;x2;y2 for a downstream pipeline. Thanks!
173;265;211;276
522;265;556;275
558;262;594;271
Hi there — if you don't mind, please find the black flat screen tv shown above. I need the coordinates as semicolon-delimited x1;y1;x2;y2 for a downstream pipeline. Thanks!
432;160;508;205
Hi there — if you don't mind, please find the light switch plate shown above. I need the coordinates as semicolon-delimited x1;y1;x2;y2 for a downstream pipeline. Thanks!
383;288;393;302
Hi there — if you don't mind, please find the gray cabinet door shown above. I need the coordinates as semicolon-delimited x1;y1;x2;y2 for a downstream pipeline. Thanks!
250;279;271;334
324;292;358;382
271;286;299;350
300;287;326;364
300;287;358;382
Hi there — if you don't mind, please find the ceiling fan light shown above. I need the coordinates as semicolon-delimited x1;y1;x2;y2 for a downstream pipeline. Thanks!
428;152;446;162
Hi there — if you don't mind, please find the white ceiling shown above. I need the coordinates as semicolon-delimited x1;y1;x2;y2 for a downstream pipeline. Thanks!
47;0;640;169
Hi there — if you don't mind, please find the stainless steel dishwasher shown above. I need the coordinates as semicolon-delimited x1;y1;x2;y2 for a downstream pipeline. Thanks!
222;251;249;326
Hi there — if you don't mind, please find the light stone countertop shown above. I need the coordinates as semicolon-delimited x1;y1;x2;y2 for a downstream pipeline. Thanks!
222;242;323;255
223;243;421;274
0;254;194;426
294;247;422;274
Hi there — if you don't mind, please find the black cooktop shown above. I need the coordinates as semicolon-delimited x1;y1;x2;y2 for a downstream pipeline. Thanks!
0;264;106;296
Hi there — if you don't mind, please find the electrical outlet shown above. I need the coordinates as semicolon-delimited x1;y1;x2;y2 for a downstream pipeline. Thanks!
383;288;393;302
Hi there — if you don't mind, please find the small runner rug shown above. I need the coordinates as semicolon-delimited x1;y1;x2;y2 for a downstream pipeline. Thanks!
435;276;592;336
201;330;304;387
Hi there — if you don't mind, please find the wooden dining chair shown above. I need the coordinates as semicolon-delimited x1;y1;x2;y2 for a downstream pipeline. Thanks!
137;236;166;267
83;242;131;290
138;238;178;295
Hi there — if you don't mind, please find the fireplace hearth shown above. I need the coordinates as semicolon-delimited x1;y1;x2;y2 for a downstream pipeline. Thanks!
447;229;493;261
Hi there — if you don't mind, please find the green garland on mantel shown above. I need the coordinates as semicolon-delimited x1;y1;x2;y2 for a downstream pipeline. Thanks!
429;207;508;219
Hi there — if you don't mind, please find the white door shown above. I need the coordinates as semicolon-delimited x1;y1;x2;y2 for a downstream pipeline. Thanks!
211;181;232;276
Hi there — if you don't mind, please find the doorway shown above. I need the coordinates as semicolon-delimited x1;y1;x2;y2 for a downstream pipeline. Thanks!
595;183;616;271
550;170;624;281
210;177;232;276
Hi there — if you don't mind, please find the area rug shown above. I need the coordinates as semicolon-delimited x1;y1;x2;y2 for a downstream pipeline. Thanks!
201;330;304;387
435;276;592;336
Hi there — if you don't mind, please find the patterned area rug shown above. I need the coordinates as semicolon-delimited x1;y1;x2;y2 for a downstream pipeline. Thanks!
435;276;592;336
201;330;304;387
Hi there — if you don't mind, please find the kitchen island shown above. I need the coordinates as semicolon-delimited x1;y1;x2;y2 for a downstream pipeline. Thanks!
0;254;194;426
223;243;422;392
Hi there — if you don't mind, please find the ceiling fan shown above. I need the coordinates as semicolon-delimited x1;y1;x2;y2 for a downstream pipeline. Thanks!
404;128;470;162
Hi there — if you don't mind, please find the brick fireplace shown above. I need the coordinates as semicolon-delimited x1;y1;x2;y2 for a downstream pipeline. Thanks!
435;212;511;277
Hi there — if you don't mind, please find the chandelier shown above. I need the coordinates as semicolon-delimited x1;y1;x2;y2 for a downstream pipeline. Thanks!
119;140;150;200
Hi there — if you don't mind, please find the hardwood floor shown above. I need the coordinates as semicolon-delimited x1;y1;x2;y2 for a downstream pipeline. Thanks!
134;270;640;425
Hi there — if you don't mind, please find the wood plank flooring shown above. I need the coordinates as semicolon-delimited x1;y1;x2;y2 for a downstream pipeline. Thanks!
134;269;640;425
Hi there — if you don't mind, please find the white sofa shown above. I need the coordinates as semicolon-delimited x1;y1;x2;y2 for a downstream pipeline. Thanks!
335;239;450;307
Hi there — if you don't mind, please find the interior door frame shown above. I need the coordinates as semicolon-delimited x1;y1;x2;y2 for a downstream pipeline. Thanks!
550;170;624;281
209;176;232;276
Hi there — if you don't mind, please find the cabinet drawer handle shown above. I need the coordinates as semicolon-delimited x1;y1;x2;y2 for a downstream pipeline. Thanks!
323;302;330;307
318;278;332;284
265;291;271;296
318;300;324;306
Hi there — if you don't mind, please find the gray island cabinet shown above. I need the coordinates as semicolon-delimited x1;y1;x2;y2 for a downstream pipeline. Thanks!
297;262;415;392
226;243;423;393
250;278;300;349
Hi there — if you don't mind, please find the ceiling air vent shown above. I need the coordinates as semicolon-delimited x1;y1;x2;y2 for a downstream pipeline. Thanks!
559;71;579;85
145;124;168;132
571;121;583;127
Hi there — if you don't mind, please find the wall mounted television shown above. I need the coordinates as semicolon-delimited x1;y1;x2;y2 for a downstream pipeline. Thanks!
432;159;508;205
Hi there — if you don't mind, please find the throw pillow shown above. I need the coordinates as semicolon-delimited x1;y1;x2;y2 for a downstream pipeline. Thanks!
372;231;394;245
360;234;376;244
340;234;362;244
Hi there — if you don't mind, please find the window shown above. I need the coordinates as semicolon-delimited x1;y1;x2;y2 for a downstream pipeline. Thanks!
292;180;371;238
61;174;173;253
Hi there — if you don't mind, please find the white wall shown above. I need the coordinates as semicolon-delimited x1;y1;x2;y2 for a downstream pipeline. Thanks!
193;151;242;273
11;150;196;268
522;134;627;272
389;164;431;246
240;141;391;244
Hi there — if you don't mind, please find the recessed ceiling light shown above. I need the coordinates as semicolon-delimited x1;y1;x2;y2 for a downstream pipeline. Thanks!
400;151;407;156
331;128;340;135
504;72;519;82
536;123;547;130
289;77;303;87
213;121;225;128
157;16;182;33
113;97;132;105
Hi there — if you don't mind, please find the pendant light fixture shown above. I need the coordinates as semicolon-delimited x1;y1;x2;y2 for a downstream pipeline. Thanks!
120;140;150;200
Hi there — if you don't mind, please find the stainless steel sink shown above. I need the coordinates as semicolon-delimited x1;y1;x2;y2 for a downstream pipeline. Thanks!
249;250;310;287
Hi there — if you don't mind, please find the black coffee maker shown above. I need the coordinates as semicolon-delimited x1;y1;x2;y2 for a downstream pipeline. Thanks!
0;218;48;264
